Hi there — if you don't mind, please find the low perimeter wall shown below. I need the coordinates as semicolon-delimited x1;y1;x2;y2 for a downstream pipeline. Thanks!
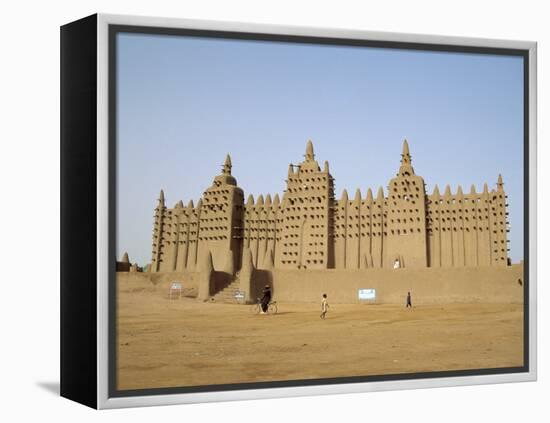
271;264;524;304
116;270;229;298
117;271;201;298
117;264;524;304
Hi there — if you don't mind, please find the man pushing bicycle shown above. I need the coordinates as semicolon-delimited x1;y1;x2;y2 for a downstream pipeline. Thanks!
260;285;272;314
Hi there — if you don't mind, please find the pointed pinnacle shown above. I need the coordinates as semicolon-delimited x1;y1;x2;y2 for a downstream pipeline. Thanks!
402;138;410;156
246;194;255;206
341;189;348;202
354;188;361;202
305;139;315;160
366;188;373;202
497;174;504;191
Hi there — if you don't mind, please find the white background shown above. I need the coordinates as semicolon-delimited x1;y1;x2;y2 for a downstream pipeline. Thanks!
0;0;547;421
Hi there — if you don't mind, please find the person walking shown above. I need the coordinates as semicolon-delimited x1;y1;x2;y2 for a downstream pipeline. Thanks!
406;291;412;308
320;293;329;319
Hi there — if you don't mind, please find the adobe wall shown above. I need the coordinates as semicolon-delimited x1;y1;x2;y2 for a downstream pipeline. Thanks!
117;270;231;297
117;271;200;297
118;264;523;304
270;264;524;304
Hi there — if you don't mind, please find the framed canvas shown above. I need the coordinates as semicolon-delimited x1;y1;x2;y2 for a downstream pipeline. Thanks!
60;13;537;409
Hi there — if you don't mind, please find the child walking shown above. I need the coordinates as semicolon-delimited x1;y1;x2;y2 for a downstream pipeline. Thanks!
320;294;329;319
406;291;412;308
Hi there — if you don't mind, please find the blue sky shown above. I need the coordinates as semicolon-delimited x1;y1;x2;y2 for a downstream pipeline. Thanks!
116;32;524;266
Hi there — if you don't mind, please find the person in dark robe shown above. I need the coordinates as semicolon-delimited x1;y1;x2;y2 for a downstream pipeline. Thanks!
406;291;412;308
260;285;272;314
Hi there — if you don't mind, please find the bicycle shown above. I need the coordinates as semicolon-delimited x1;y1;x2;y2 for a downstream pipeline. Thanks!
250;298;278;315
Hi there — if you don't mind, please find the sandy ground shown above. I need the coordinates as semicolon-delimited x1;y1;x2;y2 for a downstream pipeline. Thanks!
116;282;524;391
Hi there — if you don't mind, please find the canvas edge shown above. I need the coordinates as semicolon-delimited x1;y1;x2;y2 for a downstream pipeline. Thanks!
60;13;99;409
527;43;537;382
95;13;538;409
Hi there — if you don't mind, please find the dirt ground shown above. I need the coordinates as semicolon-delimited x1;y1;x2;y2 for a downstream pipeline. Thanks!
116;282;524;391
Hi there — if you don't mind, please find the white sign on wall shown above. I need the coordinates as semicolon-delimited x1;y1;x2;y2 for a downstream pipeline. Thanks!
358;288;376;300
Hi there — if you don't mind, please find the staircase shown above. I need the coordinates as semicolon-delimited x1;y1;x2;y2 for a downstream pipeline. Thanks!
212;276;242;303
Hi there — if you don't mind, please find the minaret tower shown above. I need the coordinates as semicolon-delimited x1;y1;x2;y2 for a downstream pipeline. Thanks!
385;139;428;268
151;189;166;272
493;174;509;265
196;154;244;271
277;140;334;269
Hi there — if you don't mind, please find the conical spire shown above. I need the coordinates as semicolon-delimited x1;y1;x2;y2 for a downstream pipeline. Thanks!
354;188;361;203
366;188;373;203
305;140;315;161
246;194;254;207
432;184;440;198
497;174;504;192
222;154;232;175
214;154;237;186
376;186;384;201
402;138;410;156
341;189;348;202
281;192;288;208
158;189;165;207
398;139;415;176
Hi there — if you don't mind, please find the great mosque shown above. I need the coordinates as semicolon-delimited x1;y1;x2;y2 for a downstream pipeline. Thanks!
149;140;510;274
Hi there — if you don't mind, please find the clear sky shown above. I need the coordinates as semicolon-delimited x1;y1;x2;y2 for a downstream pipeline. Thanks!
116;32;524;266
